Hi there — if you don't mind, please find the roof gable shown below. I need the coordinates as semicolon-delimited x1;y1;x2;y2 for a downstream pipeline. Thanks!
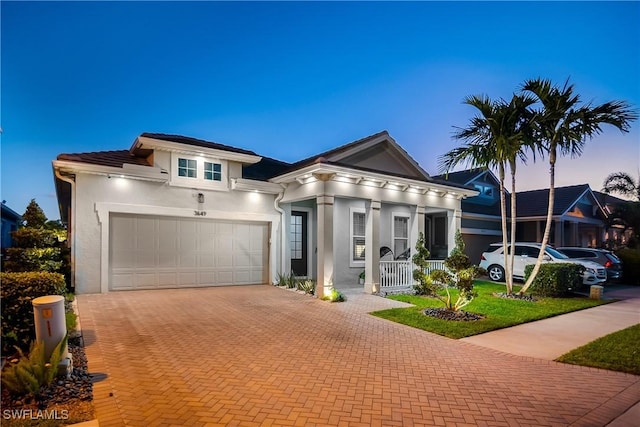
282;131;430;180
516;184;606;218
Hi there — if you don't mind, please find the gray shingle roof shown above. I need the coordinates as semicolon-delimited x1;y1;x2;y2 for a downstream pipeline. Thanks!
516;184;591;217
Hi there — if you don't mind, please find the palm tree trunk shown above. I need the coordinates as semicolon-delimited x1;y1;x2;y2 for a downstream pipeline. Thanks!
498;163;512;294
509;161;517;295
520;149;556;294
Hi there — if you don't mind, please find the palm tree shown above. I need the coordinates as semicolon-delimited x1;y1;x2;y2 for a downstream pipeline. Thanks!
603;172;640;247
519;78;638;294
439;94;536;294
603;172;640;201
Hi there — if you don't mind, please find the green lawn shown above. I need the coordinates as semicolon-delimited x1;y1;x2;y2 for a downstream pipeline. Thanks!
556;324;640;375
371;281;610;339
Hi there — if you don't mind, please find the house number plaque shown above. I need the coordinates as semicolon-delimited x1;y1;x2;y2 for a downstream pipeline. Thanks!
194;210;207;216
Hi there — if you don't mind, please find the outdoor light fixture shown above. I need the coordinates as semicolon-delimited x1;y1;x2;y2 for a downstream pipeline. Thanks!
197;193;205;203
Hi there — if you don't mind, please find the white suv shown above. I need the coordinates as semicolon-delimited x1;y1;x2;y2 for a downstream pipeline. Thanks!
479;242;606;286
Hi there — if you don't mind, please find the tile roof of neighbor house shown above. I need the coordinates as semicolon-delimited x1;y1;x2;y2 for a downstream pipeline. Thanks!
57;150;152;168
140;133;259;157
516;184;592;217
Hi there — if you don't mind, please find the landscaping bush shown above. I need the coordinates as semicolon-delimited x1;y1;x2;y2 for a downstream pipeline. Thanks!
296;279;316;295
524;263;583;297
1;272;67;354
3;247;63;272
1;335;68;398
616;248;640;285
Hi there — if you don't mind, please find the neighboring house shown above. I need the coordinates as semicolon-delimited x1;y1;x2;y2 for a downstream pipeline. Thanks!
1;202;22;250
594;191;634;247
515;184;609;249
435;169;611;264
53;131;476;295
432;169;507;264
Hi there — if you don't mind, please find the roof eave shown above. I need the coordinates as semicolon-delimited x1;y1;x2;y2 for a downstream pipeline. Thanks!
270;163;478;198
53;159;169;182
134;135;262;164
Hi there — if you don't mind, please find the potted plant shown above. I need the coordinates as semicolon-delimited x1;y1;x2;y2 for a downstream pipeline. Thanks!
358;270;365;285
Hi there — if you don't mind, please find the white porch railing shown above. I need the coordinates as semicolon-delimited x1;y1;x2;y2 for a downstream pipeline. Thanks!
379;260;446;289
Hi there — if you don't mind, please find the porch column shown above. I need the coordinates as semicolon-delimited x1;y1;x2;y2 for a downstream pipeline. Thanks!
447;208;461;256
417;206;425;237
364;200;381;294
554;220;564;246
536;220;542;242
316;195;334;299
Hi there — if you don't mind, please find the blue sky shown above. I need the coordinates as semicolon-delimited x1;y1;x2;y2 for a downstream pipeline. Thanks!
2;1;639;221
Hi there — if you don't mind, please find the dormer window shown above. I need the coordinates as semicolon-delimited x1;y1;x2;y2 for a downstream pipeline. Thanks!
474;184;494;198
204;162;222;181
178;158;197;178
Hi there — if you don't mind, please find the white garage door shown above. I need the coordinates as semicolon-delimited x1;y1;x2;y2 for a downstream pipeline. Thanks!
109;214;268;290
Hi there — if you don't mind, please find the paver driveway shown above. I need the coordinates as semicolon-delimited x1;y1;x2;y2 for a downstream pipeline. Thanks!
77;286;640;426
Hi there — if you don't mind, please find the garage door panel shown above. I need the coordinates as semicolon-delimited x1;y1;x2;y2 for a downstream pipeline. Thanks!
158;252;177;268
135;272;157;288
111;273;134;290
137;252;156;268
199;254;215;268
158;272;178;287
110;214;268;290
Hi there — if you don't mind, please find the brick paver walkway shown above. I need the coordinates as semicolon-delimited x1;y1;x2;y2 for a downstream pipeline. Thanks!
78;286;640;426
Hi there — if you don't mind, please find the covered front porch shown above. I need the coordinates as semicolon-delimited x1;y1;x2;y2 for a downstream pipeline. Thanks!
275;176;468;297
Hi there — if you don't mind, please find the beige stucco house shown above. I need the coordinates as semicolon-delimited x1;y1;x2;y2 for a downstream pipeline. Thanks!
53;131;475;297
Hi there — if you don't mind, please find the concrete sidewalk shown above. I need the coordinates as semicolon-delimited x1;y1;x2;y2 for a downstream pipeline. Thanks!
461;285;640;360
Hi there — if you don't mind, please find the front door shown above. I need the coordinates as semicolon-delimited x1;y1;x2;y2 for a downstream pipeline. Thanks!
290;211;308;276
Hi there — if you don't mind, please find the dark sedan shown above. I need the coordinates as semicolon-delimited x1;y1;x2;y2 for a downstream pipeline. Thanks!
557;247;623;282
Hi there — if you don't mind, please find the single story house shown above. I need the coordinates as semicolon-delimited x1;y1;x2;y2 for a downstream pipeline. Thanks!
53;131;476;296
434;168;612;264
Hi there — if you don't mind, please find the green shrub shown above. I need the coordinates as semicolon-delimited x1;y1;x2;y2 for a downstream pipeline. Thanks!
10;228;61;248
524;263;583;297
1;334;68;398
321;288;345;302
3;247;63;272
297;279;316;295
616;248;640;285
1;272;67;354
275;272;298;288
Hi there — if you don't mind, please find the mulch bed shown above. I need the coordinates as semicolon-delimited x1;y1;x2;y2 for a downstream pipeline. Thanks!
493;292;537;302
423;307;485;321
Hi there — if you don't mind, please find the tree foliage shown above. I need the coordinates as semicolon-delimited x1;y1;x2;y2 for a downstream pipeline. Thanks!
22;199;47;228
440;93;535;294
519;78;638;294
413;231;484;312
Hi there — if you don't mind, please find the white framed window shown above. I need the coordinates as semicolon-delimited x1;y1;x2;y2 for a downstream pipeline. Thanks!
350;208;366;266
171;153;228;191
178;158;197;178
204;162;222;181
290;214;303;260
392;213;409;256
